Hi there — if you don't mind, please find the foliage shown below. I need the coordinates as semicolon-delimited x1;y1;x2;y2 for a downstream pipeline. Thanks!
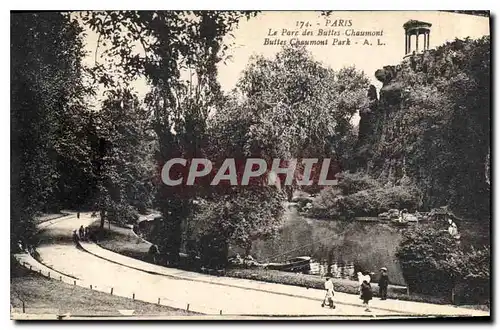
337;185;421;218
396;224;490;303
359;37;490;218
96;89;156;226
309;187;343;218
336;171;382;195
82;11;257;263
237;46;370;162
191;187;285;269
11;12;94;248
310;171;421;218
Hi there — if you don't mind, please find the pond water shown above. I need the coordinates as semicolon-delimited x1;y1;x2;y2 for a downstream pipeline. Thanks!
240;205;407;285
139;205;408;285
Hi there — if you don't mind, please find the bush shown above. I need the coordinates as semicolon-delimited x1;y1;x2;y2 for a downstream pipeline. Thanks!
309;187;342;218
396;224;490;304
107;204;139;225
455;246;490;305
310;182;421;219
336;171;382;195
337;185;421;217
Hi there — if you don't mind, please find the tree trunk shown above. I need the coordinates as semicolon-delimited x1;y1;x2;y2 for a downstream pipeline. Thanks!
100;209;105;228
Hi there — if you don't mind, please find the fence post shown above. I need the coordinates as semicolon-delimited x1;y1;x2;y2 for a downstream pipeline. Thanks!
74;280;76;286
22;301;25;313
157;298;160;305
110;288;113;295
220;310;222;315
90;285;92;290
48;272;50;278
60;276;62;281
186;304;190;311
132;293;135;300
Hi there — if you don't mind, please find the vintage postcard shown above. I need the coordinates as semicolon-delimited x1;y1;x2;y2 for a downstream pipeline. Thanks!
10;10;490;320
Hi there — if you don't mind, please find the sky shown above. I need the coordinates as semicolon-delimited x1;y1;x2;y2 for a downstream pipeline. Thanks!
81;11;490;123
216;11;490;91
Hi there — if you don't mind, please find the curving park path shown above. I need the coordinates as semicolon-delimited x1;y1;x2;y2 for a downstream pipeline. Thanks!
17;213;489;318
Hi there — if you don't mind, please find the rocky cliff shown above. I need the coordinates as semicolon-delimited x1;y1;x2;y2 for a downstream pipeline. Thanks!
354;37;490;216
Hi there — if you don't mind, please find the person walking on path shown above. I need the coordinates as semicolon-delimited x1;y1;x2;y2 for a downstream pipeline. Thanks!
83;226;89;241
78;225;84;240
148;244;159;264
360;280;373;312
72;230;79;245
321;274;336;309
379;267;389;300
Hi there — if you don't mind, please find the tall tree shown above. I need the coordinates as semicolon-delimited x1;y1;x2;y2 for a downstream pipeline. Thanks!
82;10;257;264
95;89;156;227
236;46;370;197
11;12;92;248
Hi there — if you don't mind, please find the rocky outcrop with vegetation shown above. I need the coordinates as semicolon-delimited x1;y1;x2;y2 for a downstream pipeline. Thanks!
354;37;490;220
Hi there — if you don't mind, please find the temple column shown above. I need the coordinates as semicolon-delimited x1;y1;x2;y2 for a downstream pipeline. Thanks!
416;32;419;52
427;31;430;49
405;33;408;54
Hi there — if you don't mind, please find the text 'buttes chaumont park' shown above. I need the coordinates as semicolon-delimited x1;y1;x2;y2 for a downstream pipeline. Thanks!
264;28;385;46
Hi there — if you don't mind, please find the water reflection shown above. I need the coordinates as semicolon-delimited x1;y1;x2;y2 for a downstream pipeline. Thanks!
246;205;406;285
310;261;356;280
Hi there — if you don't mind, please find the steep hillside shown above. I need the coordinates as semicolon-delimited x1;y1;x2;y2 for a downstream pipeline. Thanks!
354;36;490;219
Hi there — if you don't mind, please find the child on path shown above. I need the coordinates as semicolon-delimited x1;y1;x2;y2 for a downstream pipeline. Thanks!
321;275;336;309
360;280;373;312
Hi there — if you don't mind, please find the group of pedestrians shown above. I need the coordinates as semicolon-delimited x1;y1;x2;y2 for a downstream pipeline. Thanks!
72;225;93;245
322;267;390;312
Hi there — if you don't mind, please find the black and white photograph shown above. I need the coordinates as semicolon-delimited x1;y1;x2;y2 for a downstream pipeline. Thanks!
10;10;491;320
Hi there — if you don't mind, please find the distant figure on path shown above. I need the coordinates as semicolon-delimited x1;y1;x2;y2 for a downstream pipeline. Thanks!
378;267;389;300
72;230;79;245
77;211;80;219
360;280;373;312
148;244;159;264
78;225;84;240
321;274;336;309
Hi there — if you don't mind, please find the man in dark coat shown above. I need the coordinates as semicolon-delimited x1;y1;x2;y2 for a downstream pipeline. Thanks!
379;267;389;300
72;230;79;245
148;244;159;264
78;225;84;240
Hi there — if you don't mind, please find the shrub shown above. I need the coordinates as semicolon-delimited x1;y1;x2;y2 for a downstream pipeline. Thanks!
309;187;342;218
107;204;139;225
337;185;421;217
336;171;382;195
396;224;490;304
312;184;421;219
309;171;421;219
455;246;490;305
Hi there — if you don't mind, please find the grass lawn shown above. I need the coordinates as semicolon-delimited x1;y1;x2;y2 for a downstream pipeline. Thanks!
10;259;198;317
90;221;153;261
